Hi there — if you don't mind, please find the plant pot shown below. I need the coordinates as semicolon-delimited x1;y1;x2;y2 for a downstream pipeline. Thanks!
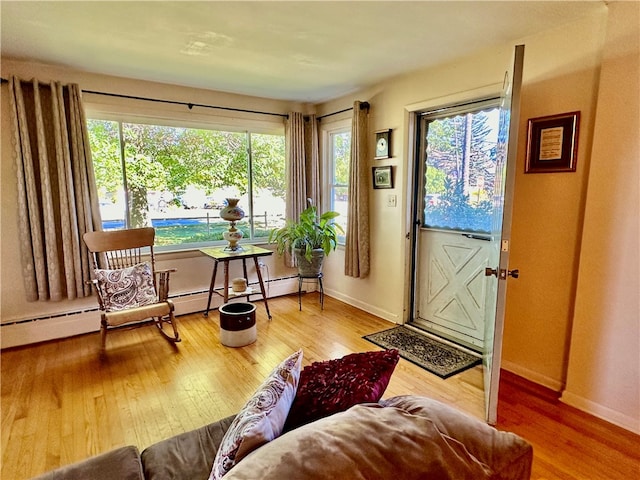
294;248;325;277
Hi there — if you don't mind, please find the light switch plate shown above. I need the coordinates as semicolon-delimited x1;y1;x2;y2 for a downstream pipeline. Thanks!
387;194;397;207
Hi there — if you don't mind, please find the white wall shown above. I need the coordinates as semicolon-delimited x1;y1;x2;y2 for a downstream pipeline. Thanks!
320;46;514;323
501;8;607;391
562;1;640;433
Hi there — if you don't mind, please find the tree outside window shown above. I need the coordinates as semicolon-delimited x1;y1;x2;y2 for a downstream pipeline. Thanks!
423;107;499;233
329;128;351;243
87;119;285;248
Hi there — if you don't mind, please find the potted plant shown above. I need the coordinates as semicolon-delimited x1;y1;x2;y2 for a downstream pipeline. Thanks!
269;205;343;276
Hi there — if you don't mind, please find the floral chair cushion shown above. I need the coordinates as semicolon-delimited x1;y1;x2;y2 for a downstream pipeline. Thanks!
94;262;157;312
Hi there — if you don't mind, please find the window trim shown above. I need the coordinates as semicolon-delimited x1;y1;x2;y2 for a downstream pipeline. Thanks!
84;98;285;136
323;119;351;245
87;115;286;253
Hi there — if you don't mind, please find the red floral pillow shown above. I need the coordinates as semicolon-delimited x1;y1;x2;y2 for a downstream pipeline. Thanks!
284;349;399;431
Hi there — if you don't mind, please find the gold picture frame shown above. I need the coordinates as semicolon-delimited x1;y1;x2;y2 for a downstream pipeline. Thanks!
525;111;580;173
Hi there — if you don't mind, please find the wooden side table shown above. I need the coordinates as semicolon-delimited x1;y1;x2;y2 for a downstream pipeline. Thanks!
200;245;273;319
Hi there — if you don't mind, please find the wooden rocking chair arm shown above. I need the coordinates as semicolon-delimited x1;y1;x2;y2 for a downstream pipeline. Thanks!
86;278;106;310
154;269;176;302
156;268;177;274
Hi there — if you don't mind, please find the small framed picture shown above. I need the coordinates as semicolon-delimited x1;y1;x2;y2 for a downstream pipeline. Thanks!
525;111;580;173
372;166;393;189
375;129;392;159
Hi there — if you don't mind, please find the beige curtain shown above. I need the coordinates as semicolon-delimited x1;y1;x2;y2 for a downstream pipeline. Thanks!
345;101;370;278
9;76;102;302
284;112;321;267
284;112;307;267
304;114;321;207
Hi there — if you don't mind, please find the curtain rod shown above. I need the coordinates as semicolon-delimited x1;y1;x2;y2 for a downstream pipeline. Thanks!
2;77;369;120
316;101;370;121
0;77;289;118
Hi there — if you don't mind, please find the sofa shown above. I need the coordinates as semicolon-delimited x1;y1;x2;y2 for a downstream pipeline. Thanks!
32;395;532;480
33;350;533;480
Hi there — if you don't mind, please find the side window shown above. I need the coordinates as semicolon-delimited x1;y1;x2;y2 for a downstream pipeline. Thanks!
87;119;285;249
422;106;500;233
328;128;351;244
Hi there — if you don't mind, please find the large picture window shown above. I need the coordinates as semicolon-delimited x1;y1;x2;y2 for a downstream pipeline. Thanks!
87;119;285;249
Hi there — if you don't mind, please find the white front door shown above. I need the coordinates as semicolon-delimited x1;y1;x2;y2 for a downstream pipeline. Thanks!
415;230;493;350
483;45;525;424
409;45;524;424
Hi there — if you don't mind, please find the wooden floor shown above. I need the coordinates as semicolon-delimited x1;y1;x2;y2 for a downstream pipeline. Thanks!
2;294;638;479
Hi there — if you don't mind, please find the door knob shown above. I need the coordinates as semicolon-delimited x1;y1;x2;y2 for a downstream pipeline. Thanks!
485;267;519;279
485;267;498;277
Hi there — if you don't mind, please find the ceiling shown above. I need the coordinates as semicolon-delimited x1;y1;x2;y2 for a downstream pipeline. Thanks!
1;1;604;103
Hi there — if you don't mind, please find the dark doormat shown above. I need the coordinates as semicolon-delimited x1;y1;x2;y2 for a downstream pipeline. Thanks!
363;326;481;379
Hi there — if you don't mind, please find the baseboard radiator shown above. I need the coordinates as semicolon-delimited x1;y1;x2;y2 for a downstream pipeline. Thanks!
1;276;299;349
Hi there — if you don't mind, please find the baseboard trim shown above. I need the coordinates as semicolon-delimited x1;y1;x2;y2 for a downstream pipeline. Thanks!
325;288;399;324
1;277;299;349
560;390;640;434
500;369;560;402
500;360;564;392
502;362;640;434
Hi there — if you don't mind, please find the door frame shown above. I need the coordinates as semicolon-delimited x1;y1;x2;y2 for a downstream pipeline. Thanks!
409;97;502;349
403;83;504;329
402;81;516;424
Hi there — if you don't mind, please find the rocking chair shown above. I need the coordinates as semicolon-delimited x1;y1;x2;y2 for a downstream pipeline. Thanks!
83;227;180;354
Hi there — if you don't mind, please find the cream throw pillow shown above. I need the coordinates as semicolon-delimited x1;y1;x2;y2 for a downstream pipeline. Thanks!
208;349;303;479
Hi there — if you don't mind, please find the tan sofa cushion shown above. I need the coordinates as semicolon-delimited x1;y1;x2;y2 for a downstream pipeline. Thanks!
141;415;235;480
31;446;143;480
381;395;533;480
224;403;494;480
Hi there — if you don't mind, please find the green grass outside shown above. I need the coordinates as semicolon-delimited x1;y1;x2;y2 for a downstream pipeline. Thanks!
154;222;271;246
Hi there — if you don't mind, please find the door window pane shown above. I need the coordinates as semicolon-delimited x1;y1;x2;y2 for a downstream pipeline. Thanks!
423;108;500;233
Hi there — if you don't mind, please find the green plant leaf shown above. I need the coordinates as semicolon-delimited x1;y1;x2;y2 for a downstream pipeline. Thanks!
268;205;342;261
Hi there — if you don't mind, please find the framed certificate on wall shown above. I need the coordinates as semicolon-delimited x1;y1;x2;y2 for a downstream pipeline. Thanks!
525;112;580;173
